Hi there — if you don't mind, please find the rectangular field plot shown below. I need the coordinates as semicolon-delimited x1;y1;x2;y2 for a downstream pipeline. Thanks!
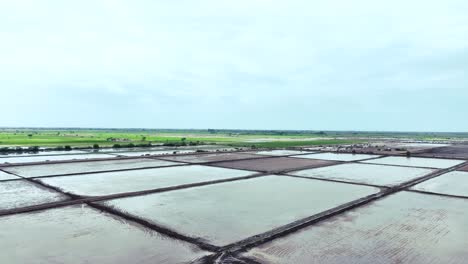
0;153;117;165
159;152;261;163
362;156;465;169
290;163;434;187
39;165;255;197
254;150;315;156
0;150;87;158
112;150;197;157
411;171;468;197
292;152;380;161
211;157;337;172
3;158;182;178
243;191;468;264
99;176;380;246
0;205;209;263
0;171;19;181
0;180;67;211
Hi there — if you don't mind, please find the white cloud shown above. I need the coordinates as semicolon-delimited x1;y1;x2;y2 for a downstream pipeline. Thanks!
0;0;467;130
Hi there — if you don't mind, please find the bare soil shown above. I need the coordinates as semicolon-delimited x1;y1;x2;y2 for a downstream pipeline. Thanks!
159;153;261;163
210;157;337;172
418;145;468;159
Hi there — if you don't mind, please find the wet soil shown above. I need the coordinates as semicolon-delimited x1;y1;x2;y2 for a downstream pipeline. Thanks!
210;157;337;172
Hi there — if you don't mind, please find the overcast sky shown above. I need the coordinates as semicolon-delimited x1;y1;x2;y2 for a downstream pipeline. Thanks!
1;0;467;131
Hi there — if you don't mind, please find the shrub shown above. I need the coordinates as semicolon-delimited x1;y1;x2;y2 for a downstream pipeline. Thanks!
28;146;40;152
93;144;100;149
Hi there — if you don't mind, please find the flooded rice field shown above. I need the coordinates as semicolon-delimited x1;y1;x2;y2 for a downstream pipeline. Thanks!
0;153;117;165
211;157;337;172
362;156;465;169
100;176;380;246
0;180;67;210
289;163;434;187
254;150;315;156
2;149;467;263
411;171;468;197
243;191;468;264
0;205;209;263
39;165;255;196
0;170;19;181
112;150;195;157
293;152;380;161
3;158;181;178
160;152;261;163
0;150;88;158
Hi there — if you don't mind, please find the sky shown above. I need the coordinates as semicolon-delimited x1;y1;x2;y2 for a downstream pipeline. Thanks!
1;0;467;132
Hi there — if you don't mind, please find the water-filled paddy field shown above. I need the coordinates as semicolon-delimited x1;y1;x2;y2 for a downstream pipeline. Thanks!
1;148;467;263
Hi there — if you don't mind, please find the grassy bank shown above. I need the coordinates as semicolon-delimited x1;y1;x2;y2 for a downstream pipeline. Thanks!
0;129;369;149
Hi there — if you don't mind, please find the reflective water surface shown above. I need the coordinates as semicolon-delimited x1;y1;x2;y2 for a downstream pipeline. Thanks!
39;165;255;196
244;191;468;264
3;158;181;178
0;180;67;210
362;156;465;169
0;171;19;181
411;171;468;197
101;176;380;246
0;154;117;165
0;205;209;263
290;163;434;186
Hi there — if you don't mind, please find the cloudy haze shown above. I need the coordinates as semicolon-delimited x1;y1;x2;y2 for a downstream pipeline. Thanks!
1;0;467;131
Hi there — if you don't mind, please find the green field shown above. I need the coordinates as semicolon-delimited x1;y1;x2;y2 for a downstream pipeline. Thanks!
1;128;466;150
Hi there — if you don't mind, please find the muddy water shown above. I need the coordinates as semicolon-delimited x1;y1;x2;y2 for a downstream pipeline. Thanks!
39;165;255;196
293;152;380;161
100;176;380;246
290;163;434;187
411;171;468;197
0;153;117;165
0;171;19;181
255;150;315;156
243;191;468;264
362;156;465;169
3;158;182;178
0;205;209;263
0;180;67;210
